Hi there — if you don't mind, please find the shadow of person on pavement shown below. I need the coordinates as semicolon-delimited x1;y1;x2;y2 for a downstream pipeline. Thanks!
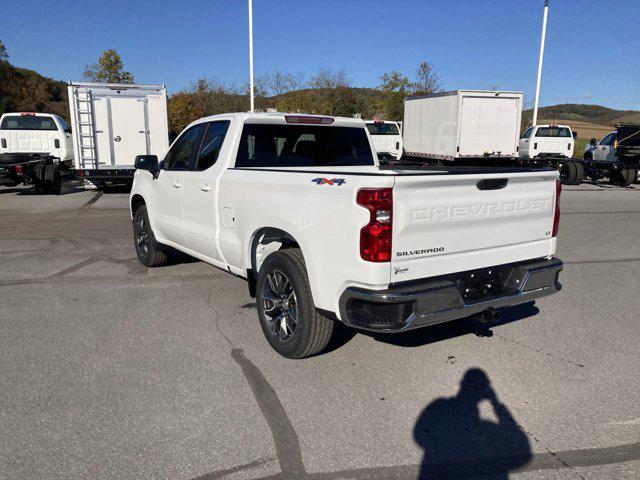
413;368;532;479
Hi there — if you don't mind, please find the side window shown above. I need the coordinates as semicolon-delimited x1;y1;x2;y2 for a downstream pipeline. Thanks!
522;127;533;139
600;133;614;146
58;118;72;134
163;125;205;171
196;121;231;170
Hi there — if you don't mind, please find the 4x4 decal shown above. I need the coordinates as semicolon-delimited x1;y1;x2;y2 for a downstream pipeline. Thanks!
311;177;346;186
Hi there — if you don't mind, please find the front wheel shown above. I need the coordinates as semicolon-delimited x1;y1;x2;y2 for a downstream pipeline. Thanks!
256;248;334;358
132;205;168;267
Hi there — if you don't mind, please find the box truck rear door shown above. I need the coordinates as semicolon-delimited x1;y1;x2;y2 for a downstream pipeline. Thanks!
110;97;148;167
458;96;519;157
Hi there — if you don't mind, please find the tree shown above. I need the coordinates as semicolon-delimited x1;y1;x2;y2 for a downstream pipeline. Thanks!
0;40;8;63
379;71;410;120
309;67;350;89
259;70;306;96
83;49;134;83
411;61;442;95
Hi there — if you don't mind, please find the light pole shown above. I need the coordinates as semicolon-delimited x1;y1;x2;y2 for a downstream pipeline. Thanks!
532;0;549;127
248;0;255;113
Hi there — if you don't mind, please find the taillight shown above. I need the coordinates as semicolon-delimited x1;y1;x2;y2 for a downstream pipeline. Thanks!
357;188;392;262
552;179;561;237
54;139;60;148
567;143;571;150
396;141;400;150
15;165;23;174
534;143;538;149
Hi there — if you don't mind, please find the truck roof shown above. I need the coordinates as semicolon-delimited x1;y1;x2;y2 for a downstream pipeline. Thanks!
0;112;60;118
406;89;524;101
188;112;366;129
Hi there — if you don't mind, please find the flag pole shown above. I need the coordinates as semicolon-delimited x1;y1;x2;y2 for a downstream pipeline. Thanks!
532;0;549;126
248;0;255;113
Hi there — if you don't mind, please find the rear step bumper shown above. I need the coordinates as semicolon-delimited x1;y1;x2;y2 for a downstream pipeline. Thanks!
339;257;563;333
75;169;135;182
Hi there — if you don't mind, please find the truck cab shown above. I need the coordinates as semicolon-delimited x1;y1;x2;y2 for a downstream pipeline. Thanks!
364;120;403;161
584;131;617;162
0;113;74;168
519;124;575;159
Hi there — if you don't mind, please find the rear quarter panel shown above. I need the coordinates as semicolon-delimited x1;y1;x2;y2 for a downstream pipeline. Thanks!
217;168;394;315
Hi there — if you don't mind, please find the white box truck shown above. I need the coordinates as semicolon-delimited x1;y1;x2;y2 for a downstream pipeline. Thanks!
403;90;523;162
68;82;169;188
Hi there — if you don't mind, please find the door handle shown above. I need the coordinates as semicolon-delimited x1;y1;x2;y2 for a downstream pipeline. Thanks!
199;183;212;192
172;181;182;188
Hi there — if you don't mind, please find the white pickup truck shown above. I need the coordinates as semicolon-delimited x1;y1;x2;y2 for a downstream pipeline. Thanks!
519;124;575;160
364;120;403;161
130;112;563;358
0;112;74;168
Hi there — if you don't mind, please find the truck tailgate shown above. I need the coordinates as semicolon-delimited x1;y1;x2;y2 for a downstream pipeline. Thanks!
391;171;558;283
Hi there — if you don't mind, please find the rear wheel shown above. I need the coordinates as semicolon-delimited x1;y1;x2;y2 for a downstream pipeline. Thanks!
560;162;578;185
256;248;334;358
610;167;636;187
132;205;168;267
573;162;585;185
44;165;62;195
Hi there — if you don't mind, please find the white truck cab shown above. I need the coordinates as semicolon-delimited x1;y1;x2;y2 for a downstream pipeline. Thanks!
130;112;563;358
364;120;403;161
0;112;74;167
519;124;575;159
584;131;617;162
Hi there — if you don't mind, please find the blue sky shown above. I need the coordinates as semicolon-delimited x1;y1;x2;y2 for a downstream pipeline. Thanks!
3;0;639;109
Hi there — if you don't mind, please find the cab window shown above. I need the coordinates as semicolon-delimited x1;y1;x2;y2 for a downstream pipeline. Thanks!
600;133;615;146
535;127;571;138
196;121;231;170
163;124;205;171
521;127;533;139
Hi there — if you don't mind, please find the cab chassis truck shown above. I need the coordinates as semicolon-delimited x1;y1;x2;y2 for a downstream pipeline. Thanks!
0;153;62;194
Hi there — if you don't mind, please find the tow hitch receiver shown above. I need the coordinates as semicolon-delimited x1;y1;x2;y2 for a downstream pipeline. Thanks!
475;308;501;324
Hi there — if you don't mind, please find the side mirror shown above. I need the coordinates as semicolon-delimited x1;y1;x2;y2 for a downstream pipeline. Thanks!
589;138;597;146
135;154;159;172
572;131;578;139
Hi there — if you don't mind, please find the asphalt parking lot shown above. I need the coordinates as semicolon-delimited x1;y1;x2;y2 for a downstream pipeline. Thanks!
1;181;639;480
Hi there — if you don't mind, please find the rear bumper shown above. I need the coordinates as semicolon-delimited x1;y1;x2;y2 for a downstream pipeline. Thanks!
76;168;135;182
339;257;563;333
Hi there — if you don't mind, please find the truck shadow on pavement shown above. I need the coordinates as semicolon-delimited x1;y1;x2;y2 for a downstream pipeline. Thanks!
413;368;531;479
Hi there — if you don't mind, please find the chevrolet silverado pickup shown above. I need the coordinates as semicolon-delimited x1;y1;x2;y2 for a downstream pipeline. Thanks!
130;112;563;358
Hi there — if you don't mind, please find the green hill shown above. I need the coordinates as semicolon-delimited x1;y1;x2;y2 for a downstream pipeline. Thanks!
522;104;640;128
0;63;70;121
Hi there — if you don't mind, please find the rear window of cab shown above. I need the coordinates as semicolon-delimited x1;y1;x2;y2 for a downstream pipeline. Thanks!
0;115;58;131
366;122;399;136
235;124;375;168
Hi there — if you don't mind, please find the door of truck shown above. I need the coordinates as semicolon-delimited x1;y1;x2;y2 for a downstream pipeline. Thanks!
110;97;148;167
593;133;617;162
180;119;232;260
152;124;206;246
458;96;519;157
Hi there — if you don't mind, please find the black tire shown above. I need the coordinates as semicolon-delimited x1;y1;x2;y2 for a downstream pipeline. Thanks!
132;205;168;267
256;248;334;359
32;164;47;194
560;162;578;185
573;162;585;185
610;167;635;187
620;168;636;187
47;166;62;195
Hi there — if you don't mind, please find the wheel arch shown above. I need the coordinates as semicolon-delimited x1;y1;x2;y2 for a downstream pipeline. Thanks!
246;226;309;298
130;194;146;219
